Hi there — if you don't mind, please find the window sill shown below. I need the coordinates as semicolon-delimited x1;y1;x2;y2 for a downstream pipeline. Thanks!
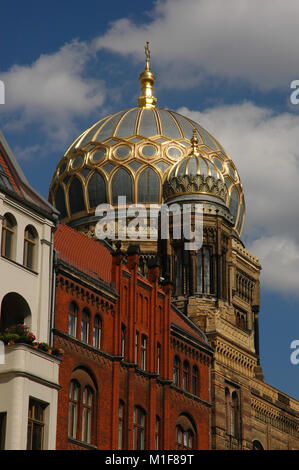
1;254;38;275
68;437;97;450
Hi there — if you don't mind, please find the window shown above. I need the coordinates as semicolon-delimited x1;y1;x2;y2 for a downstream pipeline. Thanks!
252;440;264;450
67;370;96;445
27;399;47;450
155;416;161;450
135;331;139;364
81;308;90;343
82;387;93;444
225;387;240;439
133;407;146;450
176;426;194;450
93;315;102;349
1;213;16;259
0;292;31;332
175;249;183;296
68;380;79;439
121;324;126;357
231;391;239;438
157;343;161;375
183;361;189;391
173;356;180;387
141;335;147;370
192;366;199;396
0;412;7;450
23;225;37;270
68;302;78;337
236;310;247;330
118;401;125;450
196;246;213;294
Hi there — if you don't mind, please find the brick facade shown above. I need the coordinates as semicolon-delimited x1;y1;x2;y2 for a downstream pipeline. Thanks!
53;225;212;450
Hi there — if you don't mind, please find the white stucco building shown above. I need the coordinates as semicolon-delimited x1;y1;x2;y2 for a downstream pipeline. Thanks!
0;130;60;450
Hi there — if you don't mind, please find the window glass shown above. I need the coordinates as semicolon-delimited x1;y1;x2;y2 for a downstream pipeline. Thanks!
27;399;47;450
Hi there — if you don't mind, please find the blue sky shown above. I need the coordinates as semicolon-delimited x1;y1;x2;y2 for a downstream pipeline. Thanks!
1;0;299;399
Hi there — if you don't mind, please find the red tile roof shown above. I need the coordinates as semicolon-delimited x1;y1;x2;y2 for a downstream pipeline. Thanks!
171;307;208;345
0;151;20;195
54;224;112;284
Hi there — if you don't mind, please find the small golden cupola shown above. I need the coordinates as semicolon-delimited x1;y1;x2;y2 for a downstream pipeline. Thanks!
163;129;235;225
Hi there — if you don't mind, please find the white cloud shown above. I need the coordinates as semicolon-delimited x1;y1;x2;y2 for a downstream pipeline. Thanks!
0;40;106;144
95;0;299;90
248;236;299;294
177;102;299;294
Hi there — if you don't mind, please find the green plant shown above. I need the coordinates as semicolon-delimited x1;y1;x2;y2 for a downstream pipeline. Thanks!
38;342;50;352
51;348;64;358
2;333;20;344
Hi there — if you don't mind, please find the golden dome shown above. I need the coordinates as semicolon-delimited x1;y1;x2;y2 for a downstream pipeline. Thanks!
49;46;245;237
162;130;245;236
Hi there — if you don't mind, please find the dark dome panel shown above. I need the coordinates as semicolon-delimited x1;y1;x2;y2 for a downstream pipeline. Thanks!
158;109;182;139
112;169;133;204
88;172;107;209
138;109;158;137
138;167;160;203
116;109;139;138
69;177;85;214
55;185;67;219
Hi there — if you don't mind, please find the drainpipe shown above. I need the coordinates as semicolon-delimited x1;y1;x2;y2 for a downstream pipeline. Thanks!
48;217;58;347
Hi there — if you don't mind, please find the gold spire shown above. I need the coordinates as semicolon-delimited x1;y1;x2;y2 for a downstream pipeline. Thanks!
138;41;157;108
189;129;200;156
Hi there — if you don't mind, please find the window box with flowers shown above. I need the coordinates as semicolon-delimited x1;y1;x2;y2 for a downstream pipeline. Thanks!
0;323;64;359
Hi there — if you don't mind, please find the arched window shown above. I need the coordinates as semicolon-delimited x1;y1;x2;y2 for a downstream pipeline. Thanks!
176;426;194;450
225;388;240;439
135;330;139;364
112;169;133;204
133;406;146;450
82;386;93;444
155;416;161;450
1;213;16;260
138;167;160;203
175;414;196;450
118;401;125;450
69;177;85;214
175;249;183;296
121;324;126;357
252;440;264;450
183;361;189;391
68;380;79;439
68;302;78;337
93;315;102;349
23;225;38;270
81;308;90;343
156;343;161;375
196;247;212;294
225;388;230;435
192;365;199;396
173;356;181;387
0;292;31;331
141;335;147;370
88;172;107;208
68;369;96;444
231;391;239;438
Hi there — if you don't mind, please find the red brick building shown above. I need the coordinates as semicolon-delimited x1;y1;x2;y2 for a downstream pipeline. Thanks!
53;224;213;450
